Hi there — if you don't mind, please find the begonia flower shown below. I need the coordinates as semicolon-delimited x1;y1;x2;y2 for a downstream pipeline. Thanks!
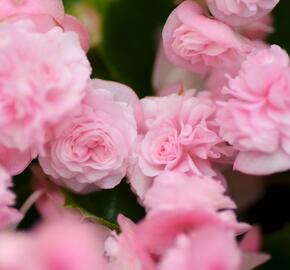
206;0;279;26
217;45;290;175
162;0;253;74
39;79;139;193
0;20;91;153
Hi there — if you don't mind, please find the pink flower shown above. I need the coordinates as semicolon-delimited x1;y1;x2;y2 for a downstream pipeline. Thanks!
0;217;109;270
129;92;233;198
34;218;109;270
0;144;32;175
205;42;267;101
0;232;31;269
0;166;22;229
107;211;242;270
144;171;236;214
205;62;242;101
0;20;91;153
0;0;65;24
206;0;279;26
61;14;90;52
162;0;253;74
5;13;59;32
6;14;90;52
240;226;262;253
238;14;274;40
217;45;290;175
143;172;250;234
158;226;239;270
39;79;138;193
240;227;270;270
0;1;90;51
152;41;204;96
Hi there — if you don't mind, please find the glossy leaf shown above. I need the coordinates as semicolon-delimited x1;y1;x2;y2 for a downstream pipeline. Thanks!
64;180;145;231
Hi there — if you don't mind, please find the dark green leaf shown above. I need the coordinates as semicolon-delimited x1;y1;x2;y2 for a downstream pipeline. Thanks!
64;180;145;231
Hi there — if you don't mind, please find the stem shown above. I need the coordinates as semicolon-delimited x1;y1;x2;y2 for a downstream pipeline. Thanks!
11;189;44;230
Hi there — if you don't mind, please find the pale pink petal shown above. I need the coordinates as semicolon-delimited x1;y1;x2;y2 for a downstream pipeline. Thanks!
61;14;90;52
207;0;279;26
0;0;65;24
39;79;138;193
0;144;32;175
241;252;270;270
162;1;254;74
234;150;290;175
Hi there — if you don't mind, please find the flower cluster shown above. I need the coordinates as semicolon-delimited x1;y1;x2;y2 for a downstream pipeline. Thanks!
0;0;286;269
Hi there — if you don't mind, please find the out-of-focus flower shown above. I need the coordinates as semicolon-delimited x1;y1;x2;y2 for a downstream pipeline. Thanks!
129;92;233;198
206;0;279;26
0;144;32;175
152;41;204;96
238;14;274;41
0;166;22;229
0;232;31;269
144;171;235;214
69;3;101;47
240;227;270;270
205;41;267;101
0;0;90;52
217;45;290;175
0;217;109;270
0;20;91;154
107;211;242;270
39;79;139;193
205;61;242;101
162;0;253;74
0;0;65;24
34;218;109;270
144;171;250;234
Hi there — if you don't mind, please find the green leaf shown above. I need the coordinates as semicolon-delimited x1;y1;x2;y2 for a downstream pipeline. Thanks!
64;180;145;231
258;224;290;269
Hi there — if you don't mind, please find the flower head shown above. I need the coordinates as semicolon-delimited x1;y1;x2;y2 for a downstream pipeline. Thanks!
107;211;241;270
217;45;290;175
130;92;232;198
0;0;64;24
39;79;138;193
0;20;91;153
207;0;279;26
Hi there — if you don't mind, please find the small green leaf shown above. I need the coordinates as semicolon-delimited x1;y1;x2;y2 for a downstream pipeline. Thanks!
63;180;145;231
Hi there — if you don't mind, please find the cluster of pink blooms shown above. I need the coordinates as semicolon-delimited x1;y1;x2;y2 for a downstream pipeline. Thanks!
0;0;287;269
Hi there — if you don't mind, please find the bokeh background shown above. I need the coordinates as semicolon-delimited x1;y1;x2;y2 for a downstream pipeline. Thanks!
14;1;290;269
